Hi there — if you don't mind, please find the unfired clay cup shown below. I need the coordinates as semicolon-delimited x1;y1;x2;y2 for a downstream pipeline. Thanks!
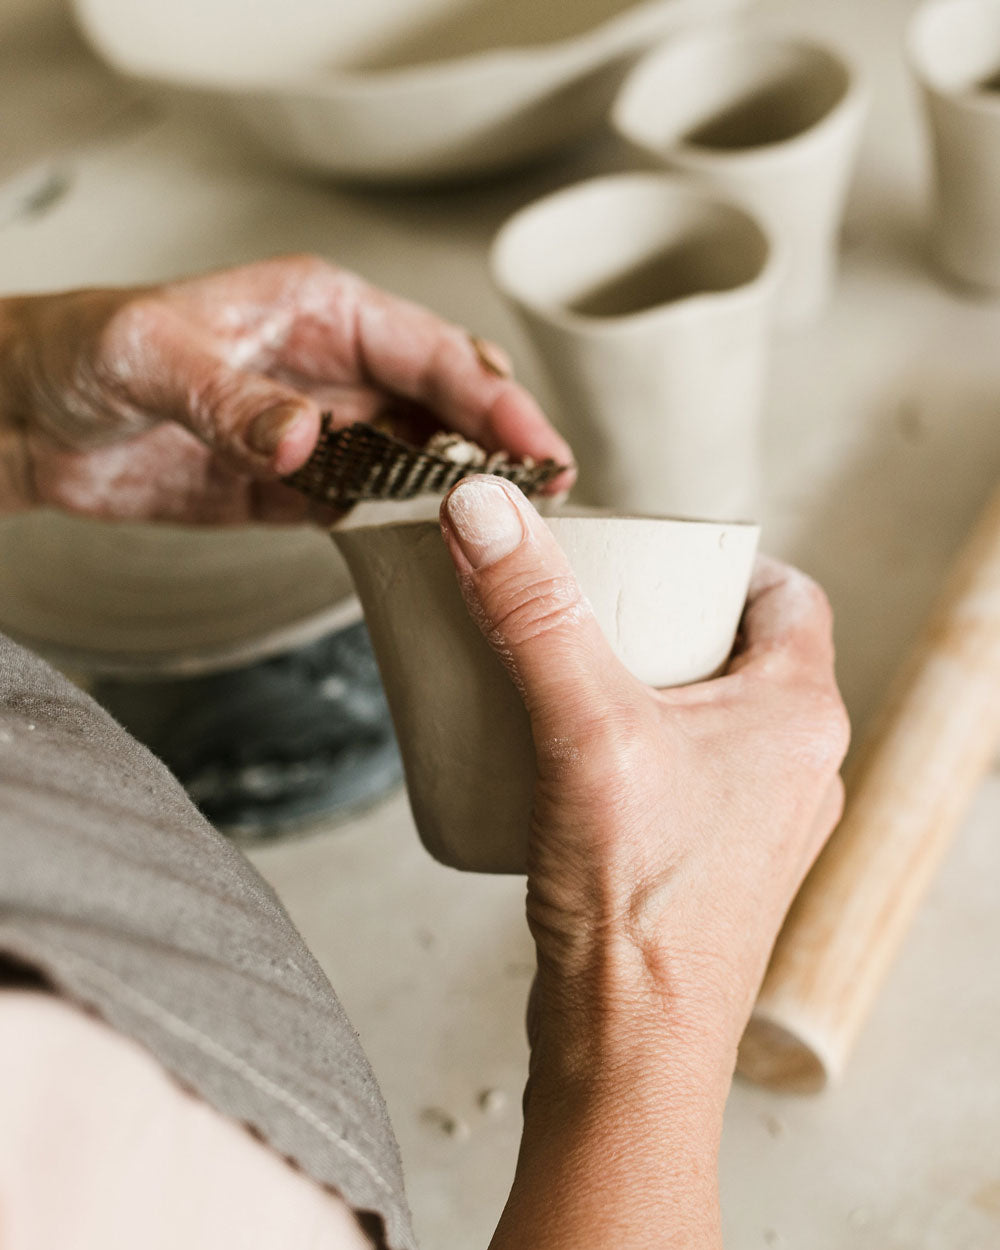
907;0;1000;291
612;31;867;324
334;505;758;873
490;173;778;522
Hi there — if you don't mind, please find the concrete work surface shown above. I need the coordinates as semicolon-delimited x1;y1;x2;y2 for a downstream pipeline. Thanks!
1;0;999;1246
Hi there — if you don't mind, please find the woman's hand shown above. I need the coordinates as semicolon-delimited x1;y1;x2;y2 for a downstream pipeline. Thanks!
0;255;573;524
439;476;849;1249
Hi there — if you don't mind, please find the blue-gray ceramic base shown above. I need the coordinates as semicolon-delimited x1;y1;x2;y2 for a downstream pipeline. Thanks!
92;621;402;842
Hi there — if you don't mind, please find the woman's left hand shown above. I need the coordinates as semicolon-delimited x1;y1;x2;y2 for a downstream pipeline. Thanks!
0;254;573;524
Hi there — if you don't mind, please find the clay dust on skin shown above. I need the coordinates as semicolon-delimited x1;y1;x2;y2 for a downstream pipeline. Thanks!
749;554;827;635
537;735;583;770
446;477;596;700
189;267;366;379
454;568;525;694
747;554;847;771
446;476;527;565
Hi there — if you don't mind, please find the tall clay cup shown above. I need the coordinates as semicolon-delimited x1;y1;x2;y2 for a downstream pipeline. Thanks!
612;32;867;324
490;174;778;522
907;0;1000;292
334;508;758;873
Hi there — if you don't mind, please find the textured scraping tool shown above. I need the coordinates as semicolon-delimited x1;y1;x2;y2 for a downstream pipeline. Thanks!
285;418;566;509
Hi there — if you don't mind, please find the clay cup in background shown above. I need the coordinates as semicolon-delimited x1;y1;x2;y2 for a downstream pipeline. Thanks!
490;173;778;521
334;507;759;873
907;0;1000;292
612;30;867;325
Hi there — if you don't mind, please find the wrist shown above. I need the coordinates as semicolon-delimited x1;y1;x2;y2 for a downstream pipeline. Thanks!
496;1025;726;1250
527;1007;734;1135
530;929;749;1088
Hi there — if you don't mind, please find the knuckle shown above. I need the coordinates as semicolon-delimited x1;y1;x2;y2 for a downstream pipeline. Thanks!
189;366;239;418
811;684;850;753
275;252;329;281
804;576;835;631
566;699;660;797
92;297;167;402
487;571;589;650
746;644;796;683
583;698;651;764
533;688;655;801
99;297;162;361
784;683;851;774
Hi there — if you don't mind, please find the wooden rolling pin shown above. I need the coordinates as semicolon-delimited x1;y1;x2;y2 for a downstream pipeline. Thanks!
737;481;1000;1093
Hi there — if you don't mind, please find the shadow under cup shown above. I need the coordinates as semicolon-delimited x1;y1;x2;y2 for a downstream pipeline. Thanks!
490;174;778;520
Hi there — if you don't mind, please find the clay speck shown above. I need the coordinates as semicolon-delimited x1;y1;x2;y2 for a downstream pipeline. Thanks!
761;1112;785;1139
420;1107;471;1141
539;735;582;767
478;1088;508;1117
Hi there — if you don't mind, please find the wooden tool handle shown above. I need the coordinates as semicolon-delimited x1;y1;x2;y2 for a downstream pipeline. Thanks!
737;482;1000;1092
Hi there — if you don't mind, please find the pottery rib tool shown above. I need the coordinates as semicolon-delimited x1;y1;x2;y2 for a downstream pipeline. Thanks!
285;418;565;509
737;481;1000;1093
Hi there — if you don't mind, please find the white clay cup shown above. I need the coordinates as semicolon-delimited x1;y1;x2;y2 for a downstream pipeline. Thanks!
490;173;779;521
334;507;758;873
907;0;1000;292
612;31;867;324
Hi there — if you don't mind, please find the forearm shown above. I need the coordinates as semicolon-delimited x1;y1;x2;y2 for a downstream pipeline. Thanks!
491;1030;732;1250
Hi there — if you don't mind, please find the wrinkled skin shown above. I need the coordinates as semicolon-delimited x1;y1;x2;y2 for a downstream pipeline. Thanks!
0;249;850;1246
439;478;850;1248
442;486;848;1071
0;255;573;524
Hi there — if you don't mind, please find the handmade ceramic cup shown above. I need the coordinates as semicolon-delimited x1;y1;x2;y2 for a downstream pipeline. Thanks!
334;505;759;873
490;173;778;522
612;31;867;324
907;0;1000;291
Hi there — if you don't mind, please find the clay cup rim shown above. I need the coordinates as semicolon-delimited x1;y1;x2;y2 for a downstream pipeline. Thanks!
612;29;865;169
336;506;761;544
489;172;781;335
907;0;1000;110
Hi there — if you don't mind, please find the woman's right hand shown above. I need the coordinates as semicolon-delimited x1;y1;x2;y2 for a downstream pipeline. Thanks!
439;475;849;1249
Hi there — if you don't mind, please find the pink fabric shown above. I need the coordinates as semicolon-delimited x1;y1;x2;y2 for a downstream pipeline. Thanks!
0;992;374;1250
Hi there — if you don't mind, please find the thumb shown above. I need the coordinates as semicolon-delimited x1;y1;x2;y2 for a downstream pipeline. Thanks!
119;310;320;476
439;476;635;745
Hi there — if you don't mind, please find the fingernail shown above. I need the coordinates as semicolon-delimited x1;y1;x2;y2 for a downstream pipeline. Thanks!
445;477;526;569
469;334;512;378
248;403;307;457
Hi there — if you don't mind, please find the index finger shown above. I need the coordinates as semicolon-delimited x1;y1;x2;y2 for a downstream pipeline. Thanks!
188;257;577;489
726;554;836;678
353;284;576;488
